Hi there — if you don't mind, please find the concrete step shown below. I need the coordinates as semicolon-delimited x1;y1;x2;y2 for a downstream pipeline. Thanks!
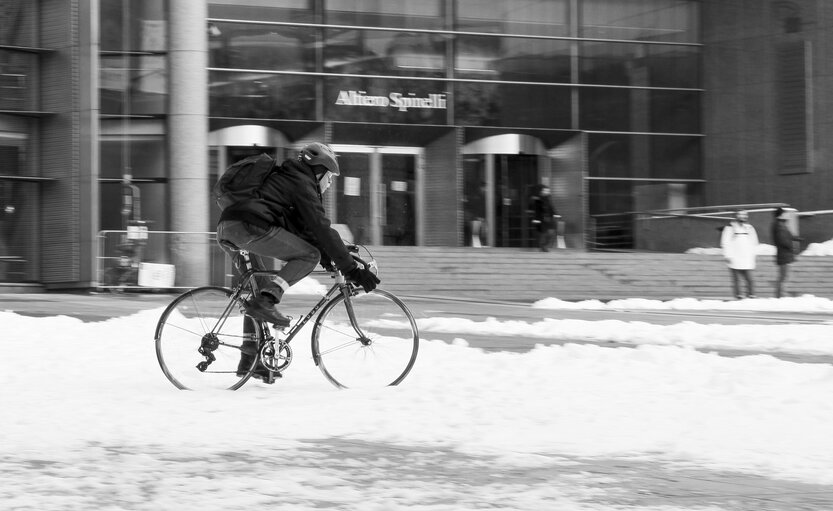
358;247;833;302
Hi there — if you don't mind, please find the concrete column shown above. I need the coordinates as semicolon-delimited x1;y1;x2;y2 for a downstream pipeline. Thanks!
168;0;209;286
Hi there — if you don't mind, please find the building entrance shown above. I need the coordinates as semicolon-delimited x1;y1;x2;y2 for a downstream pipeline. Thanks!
463;134;547;248
331;145;420;246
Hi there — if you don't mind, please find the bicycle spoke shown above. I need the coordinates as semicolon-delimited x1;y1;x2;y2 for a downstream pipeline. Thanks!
156;287;260;391
312;290;418;388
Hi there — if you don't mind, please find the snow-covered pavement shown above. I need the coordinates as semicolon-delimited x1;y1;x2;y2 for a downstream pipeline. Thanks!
3;293;833;510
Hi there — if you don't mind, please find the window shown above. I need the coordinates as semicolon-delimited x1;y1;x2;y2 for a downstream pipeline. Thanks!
210;71;317;119
580;87;700;134
324;29;446;77
456;35;571;82
580;41;699;88
209;22;315;72
580;0;700;43
455;82;571;128
100;55;167;116
100;0;167;52
209;0;314;23
325;0;444;30
0;50;36;111
0;1;38;47
456;0;569;37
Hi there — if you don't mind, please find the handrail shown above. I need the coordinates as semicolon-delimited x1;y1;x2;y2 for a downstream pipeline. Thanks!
592;203;790;219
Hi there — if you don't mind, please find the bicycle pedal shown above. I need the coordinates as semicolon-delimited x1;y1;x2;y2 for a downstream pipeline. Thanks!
262;371;282;384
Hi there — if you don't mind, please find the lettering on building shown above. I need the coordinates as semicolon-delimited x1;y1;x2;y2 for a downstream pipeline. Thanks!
335;90;447;112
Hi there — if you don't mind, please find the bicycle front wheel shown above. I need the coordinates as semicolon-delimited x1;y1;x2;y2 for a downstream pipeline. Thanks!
311;289;419;389
155;286;261;390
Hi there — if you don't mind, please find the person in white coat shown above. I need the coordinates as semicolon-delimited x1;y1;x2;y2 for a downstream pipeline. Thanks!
720;210;759;299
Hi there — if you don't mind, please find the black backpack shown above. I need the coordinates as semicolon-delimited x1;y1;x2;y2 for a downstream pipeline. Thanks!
212;153;276;210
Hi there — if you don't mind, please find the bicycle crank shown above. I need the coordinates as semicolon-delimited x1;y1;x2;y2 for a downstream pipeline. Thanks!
260;340;293;373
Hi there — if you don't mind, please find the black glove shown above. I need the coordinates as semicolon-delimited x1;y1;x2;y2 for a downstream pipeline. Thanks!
345;264;380;293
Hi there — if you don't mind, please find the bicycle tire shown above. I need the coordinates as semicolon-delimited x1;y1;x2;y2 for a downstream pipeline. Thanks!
311;289;419;389
155;286;260;390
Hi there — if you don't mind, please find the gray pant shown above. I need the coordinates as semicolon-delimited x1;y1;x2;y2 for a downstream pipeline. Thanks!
217;220;320;301
730;268;754;298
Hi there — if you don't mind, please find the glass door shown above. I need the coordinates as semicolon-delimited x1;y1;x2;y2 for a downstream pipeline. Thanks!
332;146;421;246
381;153;416;246
495;154;539;248
334;152;372;245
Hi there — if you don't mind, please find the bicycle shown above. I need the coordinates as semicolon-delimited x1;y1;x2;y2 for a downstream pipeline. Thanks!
154;245;419;390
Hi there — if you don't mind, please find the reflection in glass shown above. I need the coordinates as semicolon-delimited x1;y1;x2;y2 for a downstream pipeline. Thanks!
455;82;570;129
0;134;37;281
580;0;700;43
334;153;371;245
210;71;316;120
381;154;415;246
208;0;314;24
580;42;700;88
463;157;488;247
99;134;167;180
0;50;35;111
99;182;167;232
100;0;167;52
209;22;314;72
580;87;700;134
456;36;571;83
324;29;446;77
100;55;168;115
0;2;37;47
587;133;701;181
456;0;569;36
325;0;443;30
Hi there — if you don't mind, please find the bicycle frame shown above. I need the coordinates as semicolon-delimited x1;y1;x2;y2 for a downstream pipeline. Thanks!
213;267;363;357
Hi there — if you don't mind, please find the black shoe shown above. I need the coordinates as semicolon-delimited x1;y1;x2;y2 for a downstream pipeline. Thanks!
236;341;258;376
244;295;290;326
236;343;280;384
236;366;280;384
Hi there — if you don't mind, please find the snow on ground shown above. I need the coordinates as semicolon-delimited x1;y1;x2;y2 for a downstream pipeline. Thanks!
686;237;833;256
2;294;833;510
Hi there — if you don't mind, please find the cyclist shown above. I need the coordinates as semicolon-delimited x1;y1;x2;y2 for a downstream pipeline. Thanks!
216;142;380;327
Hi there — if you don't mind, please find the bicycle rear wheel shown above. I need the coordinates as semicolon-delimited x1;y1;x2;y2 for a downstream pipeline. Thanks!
311;289;419;389
155;286;260;390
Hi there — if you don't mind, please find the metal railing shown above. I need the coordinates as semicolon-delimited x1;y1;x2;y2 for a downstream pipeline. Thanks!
588;204;832;252
95;230;230;291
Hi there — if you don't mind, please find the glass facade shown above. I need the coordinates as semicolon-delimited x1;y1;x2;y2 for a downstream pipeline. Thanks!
204;0;702;248
0;1;42;283
98;0;169;237
92;0;703;253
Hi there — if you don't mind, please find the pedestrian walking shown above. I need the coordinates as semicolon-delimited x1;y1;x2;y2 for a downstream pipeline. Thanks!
771;206;797;298
530;184;559;252
720;210;759;299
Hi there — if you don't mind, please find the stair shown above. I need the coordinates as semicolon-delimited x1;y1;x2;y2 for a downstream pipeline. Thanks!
358;247;833;302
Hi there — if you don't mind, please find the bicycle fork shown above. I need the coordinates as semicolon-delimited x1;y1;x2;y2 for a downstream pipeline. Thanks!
341;286;373;346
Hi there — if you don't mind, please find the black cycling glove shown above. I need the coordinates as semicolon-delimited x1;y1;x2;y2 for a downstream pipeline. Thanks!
345;265;380;292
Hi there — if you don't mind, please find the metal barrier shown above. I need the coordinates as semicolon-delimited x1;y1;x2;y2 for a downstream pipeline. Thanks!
96;230;230;292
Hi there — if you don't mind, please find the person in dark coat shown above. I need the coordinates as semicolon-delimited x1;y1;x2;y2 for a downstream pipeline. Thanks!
771;207;796;298
216;142;379;325
217;143;380;382
530;184;559;252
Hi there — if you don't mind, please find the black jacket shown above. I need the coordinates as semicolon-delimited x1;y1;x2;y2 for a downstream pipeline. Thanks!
771;219;796;266
219;159;356;272
531;194;557;231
